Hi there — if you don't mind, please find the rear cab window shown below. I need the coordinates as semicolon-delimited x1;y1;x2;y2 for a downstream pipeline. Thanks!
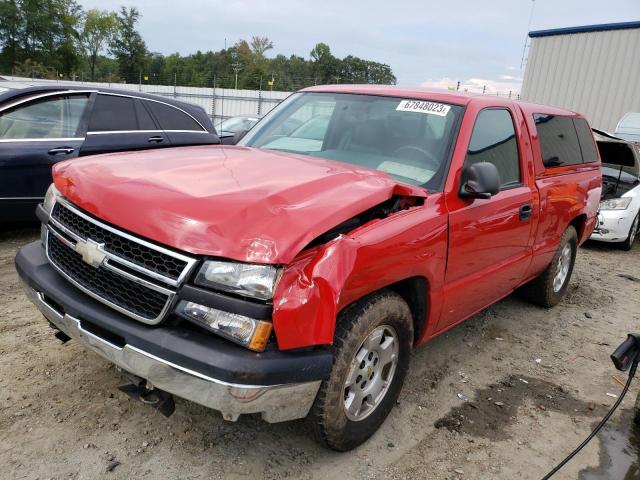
533;113;600;172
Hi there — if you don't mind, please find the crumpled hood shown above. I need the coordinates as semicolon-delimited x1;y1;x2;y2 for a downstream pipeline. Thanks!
53;145;426;264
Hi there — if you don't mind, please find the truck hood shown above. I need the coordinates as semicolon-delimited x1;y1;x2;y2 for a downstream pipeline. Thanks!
53;146;427;264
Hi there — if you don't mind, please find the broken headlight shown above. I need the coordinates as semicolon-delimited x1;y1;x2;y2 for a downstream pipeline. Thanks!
195;260;280;301
600;197;632;211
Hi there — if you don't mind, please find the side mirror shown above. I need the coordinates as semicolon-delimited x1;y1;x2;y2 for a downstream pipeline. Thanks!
231;128;250;145
459;162;501;200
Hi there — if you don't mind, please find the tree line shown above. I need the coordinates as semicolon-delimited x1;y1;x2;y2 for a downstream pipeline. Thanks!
0;0;396;90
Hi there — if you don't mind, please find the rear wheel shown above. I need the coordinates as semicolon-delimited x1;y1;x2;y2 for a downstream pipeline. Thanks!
520;226;578;308
307;290;413;451
621;212;639;251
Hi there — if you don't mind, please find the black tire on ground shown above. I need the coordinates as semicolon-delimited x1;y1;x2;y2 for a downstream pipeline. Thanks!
621;212;639;252
520;225;578;308
307;290;413;451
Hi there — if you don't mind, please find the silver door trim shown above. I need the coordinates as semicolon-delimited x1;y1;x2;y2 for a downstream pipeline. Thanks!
0;137;84;143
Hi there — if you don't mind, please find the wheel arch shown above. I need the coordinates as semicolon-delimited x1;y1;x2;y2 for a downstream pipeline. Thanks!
569;213;588;244
385;276;429;344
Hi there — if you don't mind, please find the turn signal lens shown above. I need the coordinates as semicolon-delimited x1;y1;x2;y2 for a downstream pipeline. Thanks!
176;301;272;352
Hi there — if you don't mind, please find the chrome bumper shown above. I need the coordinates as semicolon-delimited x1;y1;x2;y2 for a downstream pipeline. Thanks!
23;283;321;423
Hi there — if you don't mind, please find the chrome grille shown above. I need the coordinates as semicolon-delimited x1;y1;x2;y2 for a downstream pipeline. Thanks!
45;198;196;324
47;234;170;320
51;203;187;281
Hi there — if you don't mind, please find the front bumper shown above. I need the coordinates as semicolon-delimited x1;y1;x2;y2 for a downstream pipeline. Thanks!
591;210;635;243
16;241;332;423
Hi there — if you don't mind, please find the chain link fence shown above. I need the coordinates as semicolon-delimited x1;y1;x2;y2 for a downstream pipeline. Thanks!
1;73;296;127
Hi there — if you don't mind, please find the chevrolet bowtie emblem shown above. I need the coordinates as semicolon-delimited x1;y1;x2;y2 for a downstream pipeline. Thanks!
74;238;107;268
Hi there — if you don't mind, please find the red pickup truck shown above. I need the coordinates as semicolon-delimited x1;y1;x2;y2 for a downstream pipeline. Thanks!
16;85;601;450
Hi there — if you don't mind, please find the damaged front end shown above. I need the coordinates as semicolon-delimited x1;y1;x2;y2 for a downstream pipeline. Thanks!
271;187;436;350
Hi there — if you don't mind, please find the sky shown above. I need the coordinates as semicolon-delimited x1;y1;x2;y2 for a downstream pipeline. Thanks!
79;0;640;94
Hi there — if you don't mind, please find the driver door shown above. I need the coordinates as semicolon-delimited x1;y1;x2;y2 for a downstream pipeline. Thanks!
438;107;534;330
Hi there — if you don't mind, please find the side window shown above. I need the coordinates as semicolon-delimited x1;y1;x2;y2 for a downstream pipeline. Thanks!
573;118;599;163
134;100;157;130
465;109;520;188
0;94;89;139
89;94;137;132
534;114;582;167
145;101;203;131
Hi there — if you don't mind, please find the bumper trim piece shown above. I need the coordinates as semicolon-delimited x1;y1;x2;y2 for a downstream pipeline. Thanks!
23;283;321;423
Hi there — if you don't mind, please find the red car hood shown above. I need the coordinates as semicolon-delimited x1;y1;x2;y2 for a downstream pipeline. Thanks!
53;146;426;264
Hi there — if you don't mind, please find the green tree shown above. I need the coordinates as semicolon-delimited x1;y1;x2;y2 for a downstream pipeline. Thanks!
110;6;148;82
249;36;273;59
82;9;117;80
0;0;83;75
56;0;83;75
310;42;339;83
0;0;21;71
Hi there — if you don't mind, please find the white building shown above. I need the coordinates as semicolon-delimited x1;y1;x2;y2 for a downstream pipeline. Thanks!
521;21;640;132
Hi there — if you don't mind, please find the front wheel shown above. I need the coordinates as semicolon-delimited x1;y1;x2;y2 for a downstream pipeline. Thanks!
307;290;413;451
621;212;639;251
520;225;578;308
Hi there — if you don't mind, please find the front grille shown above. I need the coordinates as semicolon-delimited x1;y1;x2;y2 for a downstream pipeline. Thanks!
51;203;188;281
47;233;170;320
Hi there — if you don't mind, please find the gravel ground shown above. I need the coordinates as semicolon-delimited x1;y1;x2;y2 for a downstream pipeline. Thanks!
1;227;639;480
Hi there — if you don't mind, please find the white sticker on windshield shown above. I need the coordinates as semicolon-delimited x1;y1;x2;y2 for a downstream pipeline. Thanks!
396;100;451;116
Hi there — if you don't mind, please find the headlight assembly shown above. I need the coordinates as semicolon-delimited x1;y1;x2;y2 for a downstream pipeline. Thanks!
195;260;280;301
600;197;632;211
43;183;60;213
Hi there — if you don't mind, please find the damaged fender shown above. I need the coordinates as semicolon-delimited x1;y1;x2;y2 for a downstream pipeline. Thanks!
272;194;450;350
273;235;360;350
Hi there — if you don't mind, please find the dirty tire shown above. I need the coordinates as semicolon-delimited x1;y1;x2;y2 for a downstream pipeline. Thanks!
520;225;578;308
621;212;639;251
307;290;413;451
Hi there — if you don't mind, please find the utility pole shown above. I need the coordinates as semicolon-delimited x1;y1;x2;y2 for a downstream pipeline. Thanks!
232;62;242;90
520;0;537;69
456;81;461;91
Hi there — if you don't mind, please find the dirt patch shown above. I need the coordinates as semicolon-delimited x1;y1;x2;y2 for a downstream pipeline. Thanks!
434;374;605;441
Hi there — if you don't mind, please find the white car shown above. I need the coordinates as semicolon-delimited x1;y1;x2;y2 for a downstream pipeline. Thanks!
590;130;640;250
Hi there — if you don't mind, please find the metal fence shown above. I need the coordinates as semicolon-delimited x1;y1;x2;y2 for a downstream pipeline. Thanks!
1;73;523;127
0;74;292;126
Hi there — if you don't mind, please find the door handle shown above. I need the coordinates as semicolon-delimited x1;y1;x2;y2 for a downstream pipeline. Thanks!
48;147;75;155
147;136;164;143
519;204;533;221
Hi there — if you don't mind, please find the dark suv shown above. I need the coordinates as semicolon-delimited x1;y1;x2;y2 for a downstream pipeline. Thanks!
0;83;219;223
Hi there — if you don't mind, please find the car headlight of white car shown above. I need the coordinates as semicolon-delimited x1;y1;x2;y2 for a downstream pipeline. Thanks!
599;197;632;211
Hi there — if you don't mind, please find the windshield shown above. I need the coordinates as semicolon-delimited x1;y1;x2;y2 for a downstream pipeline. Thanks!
240;92;463;188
